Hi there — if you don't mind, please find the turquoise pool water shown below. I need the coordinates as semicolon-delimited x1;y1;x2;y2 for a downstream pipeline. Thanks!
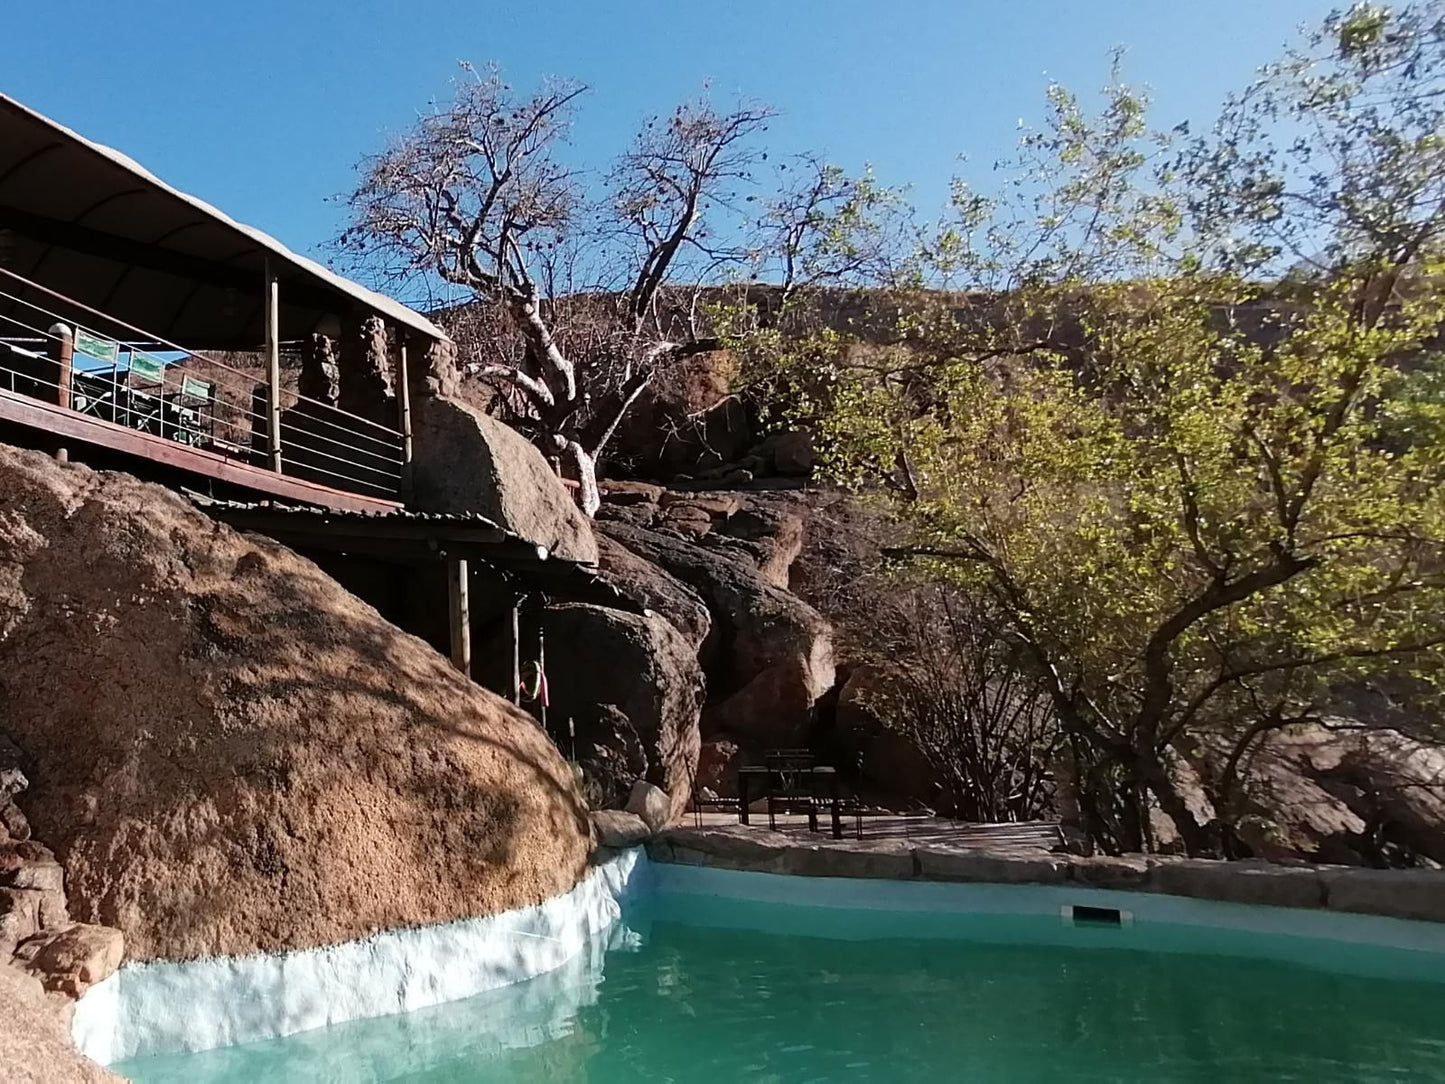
116;889;1445;1083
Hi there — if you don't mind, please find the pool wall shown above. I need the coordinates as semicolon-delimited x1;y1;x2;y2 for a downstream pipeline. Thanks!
72;848;650;1066
75;832;1445;1067
649;824;1445;925
648;861;1445;982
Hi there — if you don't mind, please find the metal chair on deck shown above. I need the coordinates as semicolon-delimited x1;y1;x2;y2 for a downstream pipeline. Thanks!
765;749;821;832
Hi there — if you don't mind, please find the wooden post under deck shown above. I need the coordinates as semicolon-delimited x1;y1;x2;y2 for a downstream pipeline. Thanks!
263;261;282;473
396;338;413;499
511;601;522;706
448;557;471;677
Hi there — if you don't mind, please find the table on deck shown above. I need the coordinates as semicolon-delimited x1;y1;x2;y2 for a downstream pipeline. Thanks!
737;764;843;839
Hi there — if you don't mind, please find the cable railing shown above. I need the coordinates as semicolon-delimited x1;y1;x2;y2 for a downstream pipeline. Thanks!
0;266;406;500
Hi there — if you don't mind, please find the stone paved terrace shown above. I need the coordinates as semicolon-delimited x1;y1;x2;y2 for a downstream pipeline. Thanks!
646;823;1445;926
690;810;1063;850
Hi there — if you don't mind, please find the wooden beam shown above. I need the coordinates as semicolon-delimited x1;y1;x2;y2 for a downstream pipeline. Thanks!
263;263;282;472
448;558;471;677
0;386;400;513
211;513;506;546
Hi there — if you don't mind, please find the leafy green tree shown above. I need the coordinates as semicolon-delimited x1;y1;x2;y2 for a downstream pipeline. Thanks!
767;2;1445;855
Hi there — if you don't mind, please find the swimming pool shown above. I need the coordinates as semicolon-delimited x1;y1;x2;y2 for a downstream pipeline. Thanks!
113;860;1445;1083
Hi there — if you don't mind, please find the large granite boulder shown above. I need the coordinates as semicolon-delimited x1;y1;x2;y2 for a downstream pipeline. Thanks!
833;664;942;807
0;445;591;961
608;350;753;480
410;394;597;564
712;499;805;589
599;521;835;746
541;604;704;822
595;535;711;650
1220;722;1445;866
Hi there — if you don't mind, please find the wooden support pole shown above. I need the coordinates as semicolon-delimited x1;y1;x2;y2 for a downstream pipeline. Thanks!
536;604;547;733
263;261;282;473
447;557;471;677
47;323;73;410
396;337;413;500
511;600;522;706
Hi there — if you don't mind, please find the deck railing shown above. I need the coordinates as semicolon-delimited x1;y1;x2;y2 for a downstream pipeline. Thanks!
0;266;405;500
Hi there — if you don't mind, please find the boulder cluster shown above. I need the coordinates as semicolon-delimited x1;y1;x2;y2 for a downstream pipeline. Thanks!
570;481;835;818
0;445;592;965
1;735;122;1003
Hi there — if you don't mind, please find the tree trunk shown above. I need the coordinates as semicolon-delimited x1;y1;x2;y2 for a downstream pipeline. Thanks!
1136;749;1217;857
561;438;601;517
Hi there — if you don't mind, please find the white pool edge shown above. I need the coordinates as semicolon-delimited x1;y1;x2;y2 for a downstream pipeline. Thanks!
73;848;648;1065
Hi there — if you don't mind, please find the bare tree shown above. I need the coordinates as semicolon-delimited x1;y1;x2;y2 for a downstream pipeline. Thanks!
861;586;1060;822
335;64;776;513
754;154;917;326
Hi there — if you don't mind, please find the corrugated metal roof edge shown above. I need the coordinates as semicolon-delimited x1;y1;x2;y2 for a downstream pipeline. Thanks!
0;95;449;345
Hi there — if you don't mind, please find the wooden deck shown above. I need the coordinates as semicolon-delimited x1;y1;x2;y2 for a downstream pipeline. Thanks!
0;387;401;514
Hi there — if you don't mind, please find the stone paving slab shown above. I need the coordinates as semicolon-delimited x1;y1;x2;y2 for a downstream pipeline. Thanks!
647;824;1445;925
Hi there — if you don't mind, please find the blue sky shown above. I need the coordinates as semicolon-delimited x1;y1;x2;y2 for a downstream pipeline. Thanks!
2;1;1329;267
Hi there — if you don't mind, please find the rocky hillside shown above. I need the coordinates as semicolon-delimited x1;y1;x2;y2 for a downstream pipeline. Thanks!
587;482;833;803
0;445;591;962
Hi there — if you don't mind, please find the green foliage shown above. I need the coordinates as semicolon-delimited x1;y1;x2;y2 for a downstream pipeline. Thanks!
754;2;1445;856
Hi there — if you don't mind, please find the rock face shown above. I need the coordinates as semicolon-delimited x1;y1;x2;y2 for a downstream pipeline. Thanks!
600;520;835;747
1212;723;1445;866
411;394;598;564
1;740;125;1019
0;445;591;961
590;810;650;848
14;923;122;1000
541;604;703;822
0;963;119;1082
588;485;837;804
1;839;69;957
696;739;741;796
595;535;711;651
609;351;753;479
625;780;672;833
833;665;941;807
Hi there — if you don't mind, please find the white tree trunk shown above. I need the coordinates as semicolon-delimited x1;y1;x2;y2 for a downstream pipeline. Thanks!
561;439;601;518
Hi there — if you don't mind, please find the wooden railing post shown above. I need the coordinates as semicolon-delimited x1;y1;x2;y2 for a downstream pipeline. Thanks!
263;261;282;472
47;323;73;409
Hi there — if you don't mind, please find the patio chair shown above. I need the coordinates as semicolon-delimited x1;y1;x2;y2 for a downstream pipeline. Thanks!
690;783;741;827
765;749;820;832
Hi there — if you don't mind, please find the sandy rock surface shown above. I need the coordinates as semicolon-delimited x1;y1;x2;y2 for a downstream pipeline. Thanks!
0;963;118;1082
0;445;591;961
411;394;598;563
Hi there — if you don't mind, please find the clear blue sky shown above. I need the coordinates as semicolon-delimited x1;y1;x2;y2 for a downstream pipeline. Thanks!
2;1;1329;266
